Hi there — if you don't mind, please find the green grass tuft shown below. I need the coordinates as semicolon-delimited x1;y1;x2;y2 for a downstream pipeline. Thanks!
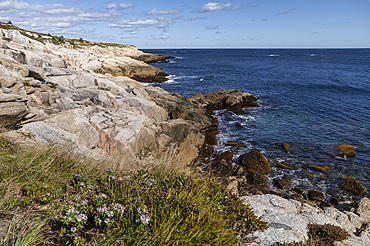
0;135;268;245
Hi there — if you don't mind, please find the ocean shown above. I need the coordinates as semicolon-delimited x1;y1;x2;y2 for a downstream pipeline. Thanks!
143;48;370;199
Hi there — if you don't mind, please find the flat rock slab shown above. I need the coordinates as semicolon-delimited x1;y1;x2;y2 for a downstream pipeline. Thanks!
240;194;370;246
242;194;297;217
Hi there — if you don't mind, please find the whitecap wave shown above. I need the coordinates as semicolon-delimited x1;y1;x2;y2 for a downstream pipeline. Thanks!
163;75;201;84
165;75;180;84
238;115;256;121
269;54;280;57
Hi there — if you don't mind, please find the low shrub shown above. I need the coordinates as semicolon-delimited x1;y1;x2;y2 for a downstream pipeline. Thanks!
274;223;350;246
308;223;349;245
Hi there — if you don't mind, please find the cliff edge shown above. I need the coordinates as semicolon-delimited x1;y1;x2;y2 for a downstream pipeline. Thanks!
0;23;209;168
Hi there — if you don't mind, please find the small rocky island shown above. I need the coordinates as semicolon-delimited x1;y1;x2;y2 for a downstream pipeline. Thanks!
0;23;369;245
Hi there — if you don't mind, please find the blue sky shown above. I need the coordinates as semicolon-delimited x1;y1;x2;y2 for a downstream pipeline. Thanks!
0;0;369;48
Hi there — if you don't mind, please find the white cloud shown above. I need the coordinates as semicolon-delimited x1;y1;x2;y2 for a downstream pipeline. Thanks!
152;36;168;40
0;0;29;11
204;25;219;30
110;19;158;28
277;9;295;15
109;16;179;29
6;1;124;26
198;2;248;12
144;8;180;15
184;16;206;21
119;3;133;9
120;35;139;39
106;3;117;9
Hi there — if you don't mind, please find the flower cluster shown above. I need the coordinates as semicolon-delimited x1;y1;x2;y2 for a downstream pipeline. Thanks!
94;202;126;226
106;169;130;182
70;196;89;207
136;206;150;225
47;172;153;244
56;205;88;226
71;173;92;190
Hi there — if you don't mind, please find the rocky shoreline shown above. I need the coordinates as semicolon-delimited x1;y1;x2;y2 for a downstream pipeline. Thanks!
1;23;369;245
186;91;370;245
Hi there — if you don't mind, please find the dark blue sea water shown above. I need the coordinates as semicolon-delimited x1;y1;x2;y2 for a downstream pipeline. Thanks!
143;48;370;199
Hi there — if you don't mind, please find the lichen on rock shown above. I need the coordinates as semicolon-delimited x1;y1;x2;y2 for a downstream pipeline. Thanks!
340;177;367;196
337;144;357;158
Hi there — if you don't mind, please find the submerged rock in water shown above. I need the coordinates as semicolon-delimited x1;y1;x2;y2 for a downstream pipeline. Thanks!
303;171;314;178
276;162;295;170
225;142;243;148
236;122;244;128
281;142;290;150
340;177;367;196
336;145;357;158
309;165;330;172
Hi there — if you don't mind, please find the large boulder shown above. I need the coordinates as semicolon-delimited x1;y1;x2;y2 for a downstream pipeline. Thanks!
208;151;234;177
340;177;367;195
0;101;28;127
274;179;291;190
188;90;259;114
238;151;271;175
247;173;269;188
356;198;370;217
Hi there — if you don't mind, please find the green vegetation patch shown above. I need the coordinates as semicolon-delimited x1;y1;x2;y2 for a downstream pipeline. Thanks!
0;135;267;245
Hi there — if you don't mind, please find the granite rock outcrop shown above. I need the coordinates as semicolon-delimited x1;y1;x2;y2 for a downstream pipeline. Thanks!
188;89;259;114
241;194;370;246
0;27;204;167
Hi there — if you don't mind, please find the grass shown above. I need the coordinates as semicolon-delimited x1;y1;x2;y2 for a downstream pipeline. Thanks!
0;134;268;245
3;210;48;246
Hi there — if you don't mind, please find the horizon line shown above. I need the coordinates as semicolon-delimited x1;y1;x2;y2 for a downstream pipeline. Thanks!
139;47;370;50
